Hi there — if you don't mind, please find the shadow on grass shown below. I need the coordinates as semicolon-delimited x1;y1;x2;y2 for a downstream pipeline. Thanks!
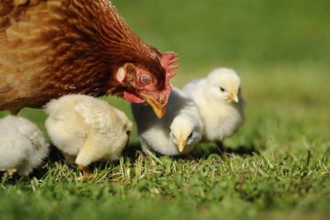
45;141;259;165
0;142;259;182
192;142;259;159
121;142;259;162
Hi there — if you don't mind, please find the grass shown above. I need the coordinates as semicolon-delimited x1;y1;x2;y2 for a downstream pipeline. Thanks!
1;0;330;219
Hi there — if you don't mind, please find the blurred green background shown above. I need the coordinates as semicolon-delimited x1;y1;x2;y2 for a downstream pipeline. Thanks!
112;0;330;71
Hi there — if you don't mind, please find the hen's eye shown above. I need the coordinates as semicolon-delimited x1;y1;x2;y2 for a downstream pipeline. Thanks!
220;87;225;92
141;74;152;84
188;132;193;139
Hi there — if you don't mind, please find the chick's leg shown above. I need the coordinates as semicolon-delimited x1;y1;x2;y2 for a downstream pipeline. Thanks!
75;135;102;176
77;164;92;175
0;169;18;177
75;146;94;176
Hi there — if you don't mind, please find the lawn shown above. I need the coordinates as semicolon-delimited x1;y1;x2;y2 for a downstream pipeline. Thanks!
1;0;330;219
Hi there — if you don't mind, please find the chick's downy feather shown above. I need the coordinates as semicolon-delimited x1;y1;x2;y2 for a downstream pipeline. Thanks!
183;68;244;142
131;87;203;156
0;0;178;117
44;94;132;169
0;115;49;176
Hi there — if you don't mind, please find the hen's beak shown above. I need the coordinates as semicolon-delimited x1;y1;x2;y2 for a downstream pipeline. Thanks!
144;96;166;119
228;91;239;103
177;132;187;152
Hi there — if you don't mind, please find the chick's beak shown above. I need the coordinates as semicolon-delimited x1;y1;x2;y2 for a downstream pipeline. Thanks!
144;96;166;119
228;91;239;103
178;132;187;152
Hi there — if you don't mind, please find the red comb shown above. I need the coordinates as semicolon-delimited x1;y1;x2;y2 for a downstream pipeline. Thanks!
166;72;176;80
160;51;180;73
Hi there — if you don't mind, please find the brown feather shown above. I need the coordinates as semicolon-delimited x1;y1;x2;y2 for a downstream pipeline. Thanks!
0;0;168;113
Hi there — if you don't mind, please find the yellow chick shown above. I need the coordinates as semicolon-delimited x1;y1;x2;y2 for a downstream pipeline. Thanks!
0;115;49;176
44;94;132;173
183;68;244;147
131;87;203;156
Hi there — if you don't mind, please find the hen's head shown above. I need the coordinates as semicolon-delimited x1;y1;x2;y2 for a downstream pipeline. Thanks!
72;1;180;118
114;52;179;119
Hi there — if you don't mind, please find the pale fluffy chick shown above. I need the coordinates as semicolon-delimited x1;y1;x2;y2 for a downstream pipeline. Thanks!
131;87;203;156
44;94;132;173
183;68;244;146
0;115;49;176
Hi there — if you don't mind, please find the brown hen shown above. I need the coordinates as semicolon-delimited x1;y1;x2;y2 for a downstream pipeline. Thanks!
0;0;179;118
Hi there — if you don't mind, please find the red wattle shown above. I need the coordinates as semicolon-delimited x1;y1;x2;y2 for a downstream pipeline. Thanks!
123;91;144;103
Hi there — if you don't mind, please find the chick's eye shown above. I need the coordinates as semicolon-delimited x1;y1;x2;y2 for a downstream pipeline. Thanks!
141;74;152;84
188;132;193;139
220;87;225;92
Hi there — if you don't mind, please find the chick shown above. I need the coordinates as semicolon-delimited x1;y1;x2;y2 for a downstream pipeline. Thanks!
44;94;132;173
0;115;49;176
131;87;203;156
183;68;244;148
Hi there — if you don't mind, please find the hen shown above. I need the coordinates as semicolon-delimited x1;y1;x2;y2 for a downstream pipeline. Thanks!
0;0;179;118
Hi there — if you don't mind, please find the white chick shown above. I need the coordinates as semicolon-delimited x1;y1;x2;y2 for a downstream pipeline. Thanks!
0;115;49;176
183;67;244;146
131;87;203;156
44;94;132;173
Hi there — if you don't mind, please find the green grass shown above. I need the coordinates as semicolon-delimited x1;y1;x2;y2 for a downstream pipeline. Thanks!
1;0;330;219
